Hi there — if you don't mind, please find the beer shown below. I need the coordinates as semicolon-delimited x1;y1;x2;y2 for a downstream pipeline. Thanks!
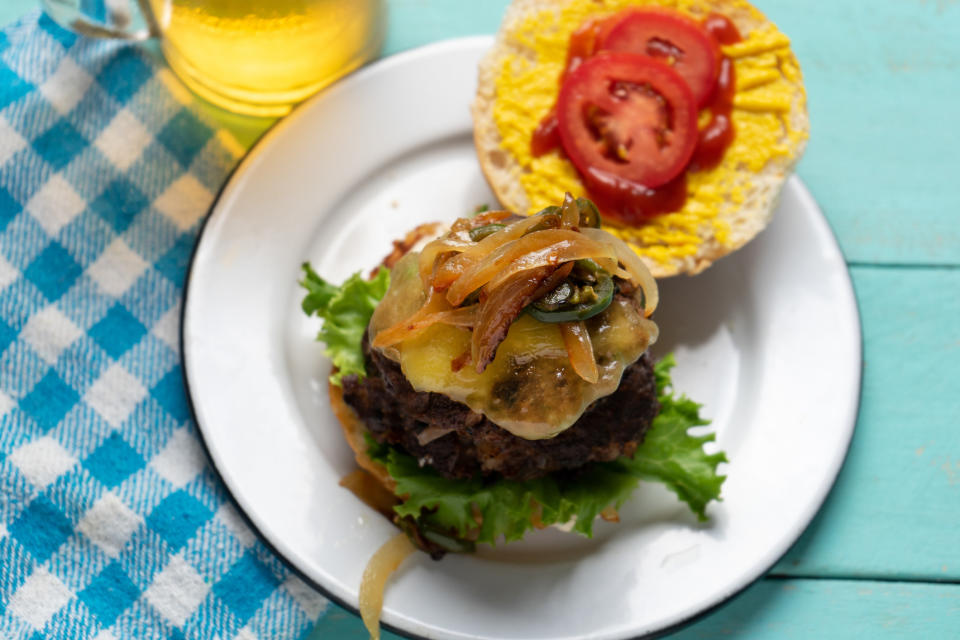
149;0;385;116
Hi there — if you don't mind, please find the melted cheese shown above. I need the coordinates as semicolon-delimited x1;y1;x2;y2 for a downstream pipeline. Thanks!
491;0;809;267
368;253;658;440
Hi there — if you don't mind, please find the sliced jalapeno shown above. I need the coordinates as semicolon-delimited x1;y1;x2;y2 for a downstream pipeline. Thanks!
575;197;602;227
469;223;506;242
573;258;601;283
537;281;575;308
528;271;614;323
523;206;561;235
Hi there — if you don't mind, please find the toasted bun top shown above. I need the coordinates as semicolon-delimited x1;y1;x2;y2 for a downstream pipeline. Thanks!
473;0;809;277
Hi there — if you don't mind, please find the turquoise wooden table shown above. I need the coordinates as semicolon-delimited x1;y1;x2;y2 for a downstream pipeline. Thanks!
4;0;956;637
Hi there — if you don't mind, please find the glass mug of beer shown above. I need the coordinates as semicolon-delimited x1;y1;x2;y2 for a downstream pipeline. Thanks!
41;0;386;116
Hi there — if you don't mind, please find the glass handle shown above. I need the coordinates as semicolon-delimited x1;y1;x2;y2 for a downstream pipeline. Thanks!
40;0;160;41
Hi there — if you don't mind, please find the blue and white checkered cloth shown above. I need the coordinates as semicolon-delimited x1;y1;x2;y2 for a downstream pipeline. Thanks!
0;11;371;639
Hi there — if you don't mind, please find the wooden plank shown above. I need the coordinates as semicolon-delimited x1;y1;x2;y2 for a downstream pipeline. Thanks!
773;266;960;580
761;0;960;266
672;578;960;639
307;578;960;638
383;0;508;56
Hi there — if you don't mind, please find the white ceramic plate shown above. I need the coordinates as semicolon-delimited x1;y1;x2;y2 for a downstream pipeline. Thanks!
182;37;861;640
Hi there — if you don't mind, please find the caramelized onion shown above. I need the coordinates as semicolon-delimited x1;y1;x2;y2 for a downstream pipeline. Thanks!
359;532;416;640
418;236;473;285
471;266;553;373
419;211;514;284
483;243;619;296
446;229;617;306
372;288;446;348
560;192;580;228
600;506;620;522
372;302;478;349
580;228;659;317
416;424;457;445
560;321;599;383
429;215;553;290
530;261;575;301
450;209;512;231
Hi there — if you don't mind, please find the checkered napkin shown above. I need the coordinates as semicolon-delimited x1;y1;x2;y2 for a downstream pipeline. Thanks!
0;12;349;640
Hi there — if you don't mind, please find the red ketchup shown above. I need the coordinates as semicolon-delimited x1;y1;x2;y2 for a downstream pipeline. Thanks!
583;171;688;224
691;14;741;170
530;12;743;221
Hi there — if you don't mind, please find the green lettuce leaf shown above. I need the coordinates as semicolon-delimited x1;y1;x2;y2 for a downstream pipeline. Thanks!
299;263;390;385
369;355;727;545
613;354;728;521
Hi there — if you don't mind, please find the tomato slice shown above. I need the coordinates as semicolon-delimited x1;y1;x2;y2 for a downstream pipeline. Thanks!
598;8;720;107
531;15;623;158
556;52;698;190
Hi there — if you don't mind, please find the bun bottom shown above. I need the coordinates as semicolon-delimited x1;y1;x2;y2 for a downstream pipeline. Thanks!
329;382;396;492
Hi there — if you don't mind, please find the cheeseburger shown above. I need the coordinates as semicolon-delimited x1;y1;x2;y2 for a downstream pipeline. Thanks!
301;195;725;557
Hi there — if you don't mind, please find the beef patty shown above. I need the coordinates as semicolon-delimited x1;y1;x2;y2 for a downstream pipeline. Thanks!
341;334;659;482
